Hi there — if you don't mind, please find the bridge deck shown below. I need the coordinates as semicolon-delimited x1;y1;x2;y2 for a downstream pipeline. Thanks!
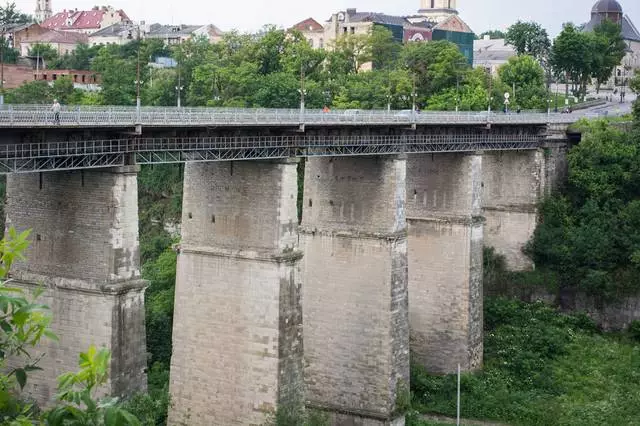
0;105;576;128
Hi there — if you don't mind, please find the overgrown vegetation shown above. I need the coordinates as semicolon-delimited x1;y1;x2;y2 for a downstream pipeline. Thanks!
411;298;640;426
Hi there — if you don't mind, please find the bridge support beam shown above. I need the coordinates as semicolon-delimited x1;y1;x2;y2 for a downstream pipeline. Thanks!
483;150;546;270
5;167;147;405
168;160;303;426
301;156;409;426
406;153;484;374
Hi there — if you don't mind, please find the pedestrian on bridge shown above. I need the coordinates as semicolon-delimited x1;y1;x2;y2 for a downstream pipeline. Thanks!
52;99;61;125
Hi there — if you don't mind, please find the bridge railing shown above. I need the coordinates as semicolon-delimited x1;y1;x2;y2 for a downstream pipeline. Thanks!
0;104;577;126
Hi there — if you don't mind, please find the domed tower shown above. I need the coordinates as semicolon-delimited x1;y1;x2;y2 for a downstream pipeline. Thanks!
591;0;623;25
418;0;458;23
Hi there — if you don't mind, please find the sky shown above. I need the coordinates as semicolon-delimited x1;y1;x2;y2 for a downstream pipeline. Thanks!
11;0;640;37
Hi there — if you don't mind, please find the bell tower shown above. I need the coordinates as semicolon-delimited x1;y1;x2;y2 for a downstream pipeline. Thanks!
35;0;52;23
418;0;458;22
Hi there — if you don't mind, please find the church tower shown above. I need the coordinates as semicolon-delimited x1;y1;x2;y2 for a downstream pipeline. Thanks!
418;0;458;23
35;0;52;23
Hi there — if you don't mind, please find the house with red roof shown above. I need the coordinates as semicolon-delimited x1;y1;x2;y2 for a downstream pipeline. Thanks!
41;6;131;35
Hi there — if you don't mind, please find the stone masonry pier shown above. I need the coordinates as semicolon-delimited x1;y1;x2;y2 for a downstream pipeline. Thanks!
5;167;147;405
483;150;546;270
301;156;409;426
406;153;484;374
168;160;303;425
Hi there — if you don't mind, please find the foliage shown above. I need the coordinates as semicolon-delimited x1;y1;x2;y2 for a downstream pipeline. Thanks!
591;20;627;91
0;228;55;423
49;44;102;71
497;55;548;109
629;73;640;94
477;30;506;40
505;21;550;59
45;345;141;425
0;2;32;25
0;37;18;64
526;119;640;299
27;43;58;62
411;298;640;426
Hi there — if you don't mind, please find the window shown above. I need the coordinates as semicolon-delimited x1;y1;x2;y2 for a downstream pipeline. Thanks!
319;38;324;48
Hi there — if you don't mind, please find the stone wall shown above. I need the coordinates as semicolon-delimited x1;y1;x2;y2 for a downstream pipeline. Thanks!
406;153;483;373
168;160;303;426
483;150;545;270
4;167;147;405
301;156;409;425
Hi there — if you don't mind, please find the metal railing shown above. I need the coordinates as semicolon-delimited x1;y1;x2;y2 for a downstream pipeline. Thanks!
0;104;578;127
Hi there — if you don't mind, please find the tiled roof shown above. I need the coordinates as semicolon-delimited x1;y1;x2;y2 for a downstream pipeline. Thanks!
22;29;89;44
292;18;324;32
348;11;410;27
41;8;129;30
146;24;205;37
90;22;129;38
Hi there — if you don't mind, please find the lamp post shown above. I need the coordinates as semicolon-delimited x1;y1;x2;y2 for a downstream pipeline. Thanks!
298;63;306;122
128;23;143;120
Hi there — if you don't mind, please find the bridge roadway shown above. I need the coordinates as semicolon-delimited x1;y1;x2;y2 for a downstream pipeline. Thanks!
0;104;577;127
0;105;576;174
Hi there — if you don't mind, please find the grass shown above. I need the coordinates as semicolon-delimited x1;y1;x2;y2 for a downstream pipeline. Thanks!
410;298;640;426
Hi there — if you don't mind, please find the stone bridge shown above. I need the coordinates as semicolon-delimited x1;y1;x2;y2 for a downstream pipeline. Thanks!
0;106;576;425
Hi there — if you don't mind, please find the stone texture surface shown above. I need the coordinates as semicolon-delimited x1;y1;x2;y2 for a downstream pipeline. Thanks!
301;156;409;425
4;167;147;405
406;154;484;373
482;150;545;270
168;160;303;426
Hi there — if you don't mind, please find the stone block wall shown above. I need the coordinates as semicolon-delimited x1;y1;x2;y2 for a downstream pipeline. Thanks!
301;156;409;425
406;154;483;373
168;160;303;426
4;167;147;405
482;150;545;270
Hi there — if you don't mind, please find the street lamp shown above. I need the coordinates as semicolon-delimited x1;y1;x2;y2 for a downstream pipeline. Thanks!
128;24;143;119
298;63;306;122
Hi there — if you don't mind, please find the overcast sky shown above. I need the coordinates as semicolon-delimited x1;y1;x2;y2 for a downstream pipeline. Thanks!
12;0;640;37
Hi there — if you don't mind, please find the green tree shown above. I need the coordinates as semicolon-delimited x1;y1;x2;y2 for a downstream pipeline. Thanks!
478;29;506;40
550;23;594;100
370;25;401;70
5;80;52;103
27;42;58;62
0;2;32;25
0;36;18;63
630;73;640;94
0;228;56;423
591;19;627;91
51;76;84;104
46;345;141;426
498;55;547;109
505;21;551;59
329;33;372;74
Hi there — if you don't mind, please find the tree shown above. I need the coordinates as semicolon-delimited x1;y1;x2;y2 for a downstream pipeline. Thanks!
478;30;506;40
0;2;32;25
591;19;627;91
329;33;372;74
370;25;401;70
498;55;547;109
5;80;52;103
630;73;640;94
550;23;595;100
28;42;58;62
505;21;551;59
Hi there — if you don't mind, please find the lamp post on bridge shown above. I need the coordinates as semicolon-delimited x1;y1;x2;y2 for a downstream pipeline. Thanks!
128;23;144;121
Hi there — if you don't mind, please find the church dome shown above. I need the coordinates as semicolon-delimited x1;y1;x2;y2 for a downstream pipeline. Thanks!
591;0;623;15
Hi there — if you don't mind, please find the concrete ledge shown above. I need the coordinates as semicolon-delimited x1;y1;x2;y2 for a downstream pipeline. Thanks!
179;244;303;264
299;228;408;241
484;204;538;214
407;215;485;226
307;401;402;424
7;273;147;295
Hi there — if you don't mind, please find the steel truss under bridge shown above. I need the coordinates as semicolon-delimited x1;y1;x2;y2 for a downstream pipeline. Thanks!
0;134;543;174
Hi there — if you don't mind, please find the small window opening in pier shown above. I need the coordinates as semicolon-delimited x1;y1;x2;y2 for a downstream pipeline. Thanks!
188;212;193;219
308;199;313;207
211;215;216;223
39;173;43;190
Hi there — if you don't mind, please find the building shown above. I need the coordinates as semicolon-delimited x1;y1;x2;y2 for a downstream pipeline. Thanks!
41;6;131;34
0;63;99;89
584;0;640;88
473;36;516;75
20;29;88;56
416;0;458;23
144;23;224;45
34;0;52;23
88;22;135;46
293;1;474;66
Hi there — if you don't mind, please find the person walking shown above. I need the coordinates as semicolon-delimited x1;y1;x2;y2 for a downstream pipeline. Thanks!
52;99;61;125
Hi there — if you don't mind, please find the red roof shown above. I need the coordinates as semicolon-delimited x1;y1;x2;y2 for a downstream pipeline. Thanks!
42;7;129;31
292;18;324;32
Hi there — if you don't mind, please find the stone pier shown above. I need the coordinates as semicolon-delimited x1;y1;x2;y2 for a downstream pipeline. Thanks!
301;156;409;426
168;160;303;426
406;153;484;373
5;167;147;405
483;150;546;270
